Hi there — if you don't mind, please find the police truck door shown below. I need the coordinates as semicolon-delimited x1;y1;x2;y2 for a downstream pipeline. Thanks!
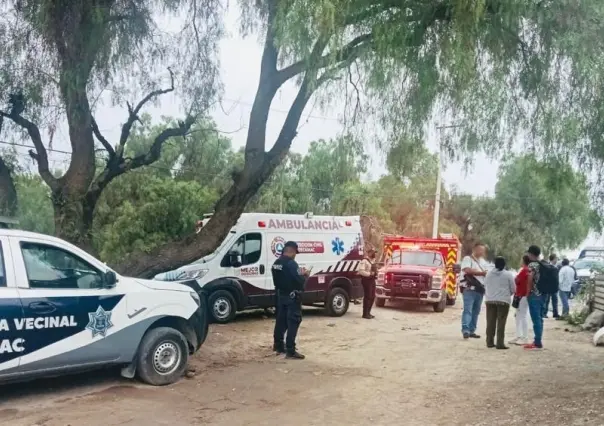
0;235;25;376
9;236;126;373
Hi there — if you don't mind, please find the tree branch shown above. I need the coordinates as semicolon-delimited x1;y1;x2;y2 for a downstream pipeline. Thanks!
116;67;176;159
90;116;115;157
278;33;373;84
89;116;196;202
244;0;285;161
126;116;196;170
0;111;57;190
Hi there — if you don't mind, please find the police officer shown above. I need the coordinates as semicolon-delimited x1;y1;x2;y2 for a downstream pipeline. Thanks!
272;241;308;359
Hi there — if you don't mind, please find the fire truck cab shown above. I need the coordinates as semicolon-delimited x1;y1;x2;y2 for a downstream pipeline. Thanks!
375;234;461;312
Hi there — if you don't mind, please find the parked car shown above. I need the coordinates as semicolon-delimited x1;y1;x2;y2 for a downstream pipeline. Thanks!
0;229;208;386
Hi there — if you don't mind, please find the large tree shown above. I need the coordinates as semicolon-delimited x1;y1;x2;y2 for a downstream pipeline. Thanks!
117;0;604;277
5;0;604;278
0;0;220;251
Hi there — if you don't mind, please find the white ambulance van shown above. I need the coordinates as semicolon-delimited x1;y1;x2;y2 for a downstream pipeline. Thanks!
156;213;365;323
0;229;209;386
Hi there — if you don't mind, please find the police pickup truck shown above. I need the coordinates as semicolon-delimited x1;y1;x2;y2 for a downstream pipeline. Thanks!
0;229;208;386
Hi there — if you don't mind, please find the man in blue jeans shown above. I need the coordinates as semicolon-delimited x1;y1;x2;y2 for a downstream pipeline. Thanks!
525;245;545;350
460;243;488;339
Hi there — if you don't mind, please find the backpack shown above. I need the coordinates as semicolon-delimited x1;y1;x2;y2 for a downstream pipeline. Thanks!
537;261;559;294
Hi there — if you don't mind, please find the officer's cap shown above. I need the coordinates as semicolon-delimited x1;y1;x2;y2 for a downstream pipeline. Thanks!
283;241;299;253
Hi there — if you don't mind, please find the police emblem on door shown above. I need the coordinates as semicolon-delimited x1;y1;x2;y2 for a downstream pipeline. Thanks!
86;306;114;338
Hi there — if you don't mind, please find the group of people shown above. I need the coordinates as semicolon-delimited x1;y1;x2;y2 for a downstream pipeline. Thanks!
272;238;574;359
460;243;573;350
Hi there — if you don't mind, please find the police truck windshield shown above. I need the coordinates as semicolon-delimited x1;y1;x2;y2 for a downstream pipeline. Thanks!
390;250;443;267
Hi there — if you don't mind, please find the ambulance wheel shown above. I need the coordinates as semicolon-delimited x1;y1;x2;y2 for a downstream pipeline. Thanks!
326;287;349;317
209;290;237;323
433;292;447;313
375;298;386;307
137;327;189;386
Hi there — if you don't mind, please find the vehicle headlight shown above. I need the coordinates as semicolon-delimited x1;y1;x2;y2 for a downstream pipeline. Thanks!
189;291;201;307
183;269;209;280
431;275;443;289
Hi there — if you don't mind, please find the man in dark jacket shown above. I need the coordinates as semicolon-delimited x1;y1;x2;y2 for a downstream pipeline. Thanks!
272;241;308;359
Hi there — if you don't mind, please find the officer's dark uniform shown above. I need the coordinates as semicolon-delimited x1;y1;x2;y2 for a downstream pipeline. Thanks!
272;242;306;358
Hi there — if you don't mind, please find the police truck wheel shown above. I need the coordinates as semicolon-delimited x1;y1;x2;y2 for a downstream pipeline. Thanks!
433;291;447;313
209;290;237;323
326;287;349;317
136;327;189;386
375;298;386;307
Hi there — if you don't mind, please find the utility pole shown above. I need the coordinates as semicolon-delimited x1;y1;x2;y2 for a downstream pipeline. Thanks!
279;167;284;214
432;124;462;239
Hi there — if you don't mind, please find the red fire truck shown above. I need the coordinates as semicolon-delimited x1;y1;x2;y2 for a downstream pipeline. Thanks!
375;234;462;312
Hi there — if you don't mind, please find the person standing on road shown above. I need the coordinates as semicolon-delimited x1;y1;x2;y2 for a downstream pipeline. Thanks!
525;245;546;350
542;254;560;319
460;243;488;340
272;241;309;359
484;256;515;349
358;247;378;319
558;258;575;319
509;254;531;346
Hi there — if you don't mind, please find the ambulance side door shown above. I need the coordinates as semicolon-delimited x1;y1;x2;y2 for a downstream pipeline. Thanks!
9;236;124;375
223;232;272;307
0;235;25;379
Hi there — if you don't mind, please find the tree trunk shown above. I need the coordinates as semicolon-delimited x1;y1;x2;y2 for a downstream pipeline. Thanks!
0;157;17;217
112;150;282;278
51;188;96;255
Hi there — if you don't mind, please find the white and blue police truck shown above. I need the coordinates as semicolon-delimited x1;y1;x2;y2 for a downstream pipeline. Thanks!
0;229;208;386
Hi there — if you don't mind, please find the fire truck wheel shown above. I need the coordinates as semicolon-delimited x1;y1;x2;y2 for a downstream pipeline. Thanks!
375;298;386;307
326;287;350;317
446;296;457;306
433;291;447;313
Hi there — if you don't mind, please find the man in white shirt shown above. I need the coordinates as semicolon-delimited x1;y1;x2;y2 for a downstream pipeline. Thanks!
460;243;489;339
558;258;575;319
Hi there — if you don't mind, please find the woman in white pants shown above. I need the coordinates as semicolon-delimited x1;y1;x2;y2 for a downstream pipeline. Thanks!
510;255;532;345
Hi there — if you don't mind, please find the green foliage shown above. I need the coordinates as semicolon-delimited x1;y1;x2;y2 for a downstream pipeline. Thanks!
14;174;54;235
93;175;218;264
0;0;221;119
7;115;600;270
443;154;596;264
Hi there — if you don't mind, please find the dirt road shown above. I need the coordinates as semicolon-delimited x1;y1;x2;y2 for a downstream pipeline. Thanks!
1;301;603;426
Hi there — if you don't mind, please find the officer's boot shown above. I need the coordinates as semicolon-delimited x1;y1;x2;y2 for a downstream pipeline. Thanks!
273;342;285;354
286;350;305;360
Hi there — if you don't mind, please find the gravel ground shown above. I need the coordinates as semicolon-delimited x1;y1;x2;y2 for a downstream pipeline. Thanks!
1;301;603;426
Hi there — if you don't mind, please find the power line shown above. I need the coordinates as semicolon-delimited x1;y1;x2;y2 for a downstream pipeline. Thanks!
0;140;571;203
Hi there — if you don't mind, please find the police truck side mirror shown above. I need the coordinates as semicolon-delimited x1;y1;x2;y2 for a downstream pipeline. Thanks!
104;270;117;289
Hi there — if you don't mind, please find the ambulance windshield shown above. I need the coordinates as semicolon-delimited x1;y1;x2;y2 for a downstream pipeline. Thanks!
193;231;237;264
390;250;443;267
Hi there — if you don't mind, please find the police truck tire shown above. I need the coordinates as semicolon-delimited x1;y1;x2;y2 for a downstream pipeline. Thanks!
326;287;349;317
136;327;189;386
375;298;386;307
433;291;447;313
209;290;237;323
